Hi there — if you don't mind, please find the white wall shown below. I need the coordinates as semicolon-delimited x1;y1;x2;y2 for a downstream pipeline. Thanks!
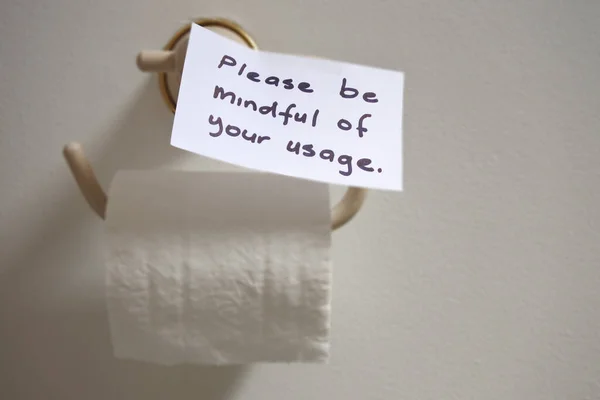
1;1;599;399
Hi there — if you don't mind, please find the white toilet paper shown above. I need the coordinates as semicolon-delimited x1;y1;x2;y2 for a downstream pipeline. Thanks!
104;170;332;365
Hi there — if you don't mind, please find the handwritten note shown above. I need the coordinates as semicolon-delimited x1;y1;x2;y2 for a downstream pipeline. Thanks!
171;24;404;191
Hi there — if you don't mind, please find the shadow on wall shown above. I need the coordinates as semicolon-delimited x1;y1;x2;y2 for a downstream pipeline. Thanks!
0;78;247;399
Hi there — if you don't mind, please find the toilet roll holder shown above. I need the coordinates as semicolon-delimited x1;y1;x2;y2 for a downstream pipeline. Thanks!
62;17;367;231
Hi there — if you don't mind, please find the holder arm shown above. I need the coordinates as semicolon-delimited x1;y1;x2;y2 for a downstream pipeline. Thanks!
63;143;107;219
63;142;366;230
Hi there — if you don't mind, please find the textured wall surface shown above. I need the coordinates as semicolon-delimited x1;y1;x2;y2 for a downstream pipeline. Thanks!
1;1;599;399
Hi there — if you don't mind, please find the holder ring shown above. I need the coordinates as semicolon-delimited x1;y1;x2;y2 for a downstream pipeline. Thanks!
158;18;259;113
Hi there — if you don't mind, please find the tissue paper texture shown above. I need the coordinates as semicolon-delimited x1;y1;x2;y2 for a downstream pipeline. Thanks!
104;170;332;365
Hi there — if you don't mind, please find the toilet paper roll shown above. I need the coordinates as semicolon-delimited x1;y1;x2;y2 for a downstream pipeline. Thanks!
104;170;332;365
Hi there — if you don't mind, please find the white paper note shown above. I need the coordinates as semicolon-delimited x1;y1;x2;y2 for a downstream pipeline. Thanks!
171;23;404;191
